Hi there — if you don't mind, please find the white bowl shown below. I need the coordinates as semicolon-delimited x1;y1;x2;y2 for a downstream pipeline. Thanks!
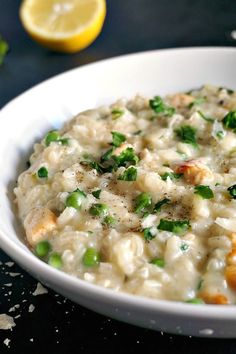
1;47;236;338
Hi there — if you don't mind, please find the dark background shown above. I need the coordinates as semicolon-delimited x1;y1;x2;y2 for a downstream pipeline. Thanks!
1;0;236;353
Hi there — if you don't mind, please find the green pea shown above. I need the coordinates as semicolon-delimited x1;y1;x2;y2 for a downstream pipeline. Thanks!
89;203;109;217
45;131;60;146
48;253;63;269
35;241;51;258
66;189;86;210
37;167;48;178
82;248;100;267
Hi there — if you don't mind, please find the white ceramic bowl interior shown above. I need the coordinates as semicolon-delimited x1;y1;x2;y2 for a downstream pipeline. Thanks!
1;47;236;338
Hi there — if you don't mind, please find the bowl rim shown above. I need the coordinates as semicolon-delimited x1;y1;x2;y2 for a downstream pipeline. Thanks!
1;46;236;321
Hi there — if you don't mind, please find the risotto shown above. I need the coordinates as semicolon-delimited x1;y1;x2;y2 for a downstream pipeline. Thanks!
14;85;236;304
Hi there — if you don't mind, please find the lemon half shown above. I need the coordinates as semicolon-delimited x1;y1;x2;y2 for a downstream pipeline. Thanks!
20;0;106;53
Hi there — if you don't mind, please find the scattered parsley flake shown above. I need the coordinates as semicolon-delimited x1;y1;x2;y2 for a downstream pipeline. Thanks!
149;96;175;117
111;131;126;147
118;166;137;181
157;219;190;235
0;35;9;65
160;172;182;181
153;198;170;212
175;125;198;147
197;110;214;123
188;97;206;109
194;185;214;199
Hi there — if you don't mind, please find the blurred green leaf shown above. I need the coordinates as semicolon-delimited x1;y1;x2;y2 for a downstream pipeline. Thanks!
0;35;9;65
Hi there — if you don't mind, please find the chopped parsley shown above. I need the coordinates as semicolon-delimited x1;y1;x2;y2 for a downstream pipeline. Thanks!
111;108;124;119
45;130;69;146
150;258;165;268
149;96;175;117
100;148;114;163
227;184;236;199
111;131;126;147
0;35;9;65
216;130;224;139
218;87;234;95
113;147;139;167
222;111;236;132
157;219;190;235
153;198;170;212
103;215;116;226
185;298;205;304
194;185;214;199
188;97;206;109
175;125;198;147
143;227;156;241
180;243;189;252
160;172;182;181
134;192;152;214
92;189;102;199
118;166;137;181
197;110;214;123
133;130;142;136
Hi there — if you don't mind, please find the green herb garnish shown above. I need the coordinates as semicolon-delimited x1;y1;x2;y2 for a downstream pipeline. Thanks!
157;219;190;235
175;125;198;147
149;96;175;116
0;35;9;65
227;184;236;199
194;185;214;199
45;130;69;146
100;148;114;163
133;130;142;136
153;198;170;212
37;167;48;178
103;215;116;226
218;87;234;95
111;131;126;147
92;189;102;199
180;243;189;252
160;172;182;181
134;193;152;214
222;111;236;132
82;248;100;267
197;110;214;123
185;298;205;304
118;166;137;181
113;147;139;167
111;108;124;119
150;258;165;268
188;97;206;109
66;189;86;210
143;227;156;241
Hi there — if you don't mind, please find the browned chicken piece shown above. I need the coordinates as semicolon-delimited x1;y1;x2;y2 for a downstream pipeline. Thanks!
199;292;229;305
175;160;213;185
169;93;194;108
225;233;236;291
225;265;236;291
23;207;57;246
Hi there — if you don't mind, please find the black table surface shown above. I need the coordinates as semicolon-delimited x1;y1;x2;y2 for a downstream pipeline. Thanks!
1;0;236;353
